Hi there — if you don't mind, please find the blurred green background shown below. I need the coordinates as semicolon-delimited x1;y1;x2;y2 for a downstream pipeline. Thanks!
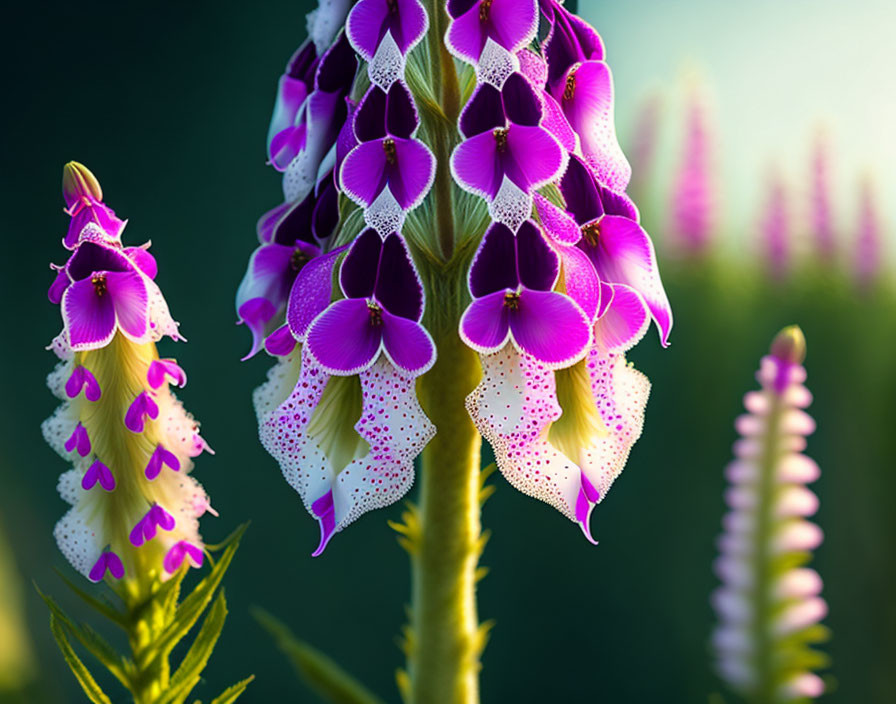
1;1;893;702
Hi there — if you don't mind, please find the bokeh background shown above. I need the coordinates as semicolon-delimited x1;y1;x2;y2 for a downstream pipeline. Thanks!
1;0;893;701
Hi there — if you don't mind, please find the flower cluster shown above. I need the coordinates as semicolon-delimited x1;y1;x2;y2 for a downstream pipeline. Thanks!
241;0;672;552
713;327;828;701
44;162;213;583
450;0;671;539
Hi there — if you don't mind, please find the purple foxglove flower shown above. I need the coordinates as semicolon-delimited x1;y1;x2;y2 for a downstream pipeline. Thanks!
762;168;790;281
62;162;125;249
445;0;539;69
810;130;836;264
340;81;436;217
239;0;670;555
347;0;428;88
459;220;591;366
306;229;435;375
280;32;358;202
855;175;881;290
258;347;435;555
451;72;567;231
712;327;827;701
670;87;714;254
44;163;214;583
267;40;320;165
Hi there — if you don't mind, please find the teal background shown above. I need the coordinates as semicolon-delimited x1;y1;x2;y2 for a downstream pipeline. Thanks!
1;1;893;702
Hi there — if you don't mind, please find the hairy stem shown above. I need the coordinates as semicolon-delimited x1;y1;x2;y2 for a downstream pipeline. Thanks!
410;332;483;704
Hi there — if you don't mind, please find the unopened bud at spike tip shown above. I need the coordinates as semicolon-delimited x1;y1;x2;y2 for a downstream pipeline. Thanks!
770;325;806;366
62;161;103;209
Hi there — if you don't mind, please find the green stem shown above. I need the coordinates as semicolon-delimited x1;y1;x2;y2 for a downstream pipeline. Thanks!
752;392;782;704
123;579;169;704
409;333;484;704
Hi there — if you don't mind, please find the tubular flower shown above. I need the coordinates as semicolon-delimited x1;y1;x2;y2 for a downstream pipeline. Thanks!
240;0;670;552
854;175;881;290
451;0;670;538
762;168;791;281
670;85;714;255
44;163;213;584
712;327;828;702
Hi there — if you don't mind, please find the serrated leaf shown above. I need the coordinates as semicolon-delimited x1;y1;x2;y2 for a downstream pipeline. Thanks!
152;525;246;663
253;608;386;704
161;591;230;704
49;613;114;704
53;569;127;628
209;675;255;704
38;587;132;688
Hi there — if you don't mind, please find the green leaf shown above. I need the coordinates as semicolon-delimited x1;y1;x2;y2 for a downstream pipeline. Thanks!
161;591;230;704
253;608;386;704
209;676;255;704
49;613;114;704
152;524;246;663
53;569;127;628
37;586;132;688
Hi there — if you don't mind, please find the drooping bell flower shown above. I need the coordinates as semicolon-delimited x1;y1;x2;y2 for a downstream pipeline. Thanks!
61;161;126;249
44;163;214;584
670;85;714;255
451;72;567;231
762;168;790;281
240;0;671;555
810;129;836;265
712;326;828;702
855;175;882;290
340;81;436;231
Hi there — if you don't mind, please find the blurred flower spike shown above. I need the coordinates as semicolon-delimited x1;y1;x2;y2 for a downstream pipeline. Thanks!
239;0;672;554
713;326;829;702
44;162;215;585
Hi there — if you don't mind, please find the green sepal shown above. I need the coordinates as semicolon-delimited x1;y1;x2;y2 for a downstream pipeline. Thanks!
48;612;114;704
207;675;256;704
37;586;132;688
253;607;386;704
160;591;230;704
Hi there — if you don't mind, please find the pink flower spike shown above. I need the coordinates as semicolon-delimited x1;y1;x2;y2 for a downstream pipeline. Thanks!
88;550;125;583
144;445;181;480
163;540;204;574
64;423;91;457
147;359;187;389
82;460;116;491
65;365;102;401
125;392;160;433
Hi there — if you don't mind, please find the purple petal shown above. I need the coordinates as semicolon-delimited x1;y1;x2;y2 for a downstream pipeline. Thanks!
147;359;187;389
460;290;512;353
543;3;605;87
534;193;580;246
62;278;116;349
340;229;382;298
588;215;672;346
306;298;383;374
559;245;601;322
256;202;291;244
598;183;639;221
556;61;630;192
125;391;159;434
386;138;436;210
312;178;340;242
447;0;538;64
269;125;308;172
515;220;559;291
65;199;125;249
469;222;519;297
82;460;116;492
517;47;547;86
559;154;604;225
375;233;424;320
502;72;542;126
597;279;614;318
508;289;591;365
237;298;277;361
145;444;180;480
354;86;388;141
268;75;311;154
347;0;427;59
381;311;436;374
311;490;337;557
124;247;158;279
540;90;577;153
88;551;124;583
289;246;345;339
340;140;388;206
386;80;419;138
459;83;505;138
48;266;71;303
592;283;650;352
503;124;566;195
271;191;316;246
105;271;150;341
65;366;102;401
66;240;133;280
314;33;358;93
450;130;503;200
265;324;298;356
